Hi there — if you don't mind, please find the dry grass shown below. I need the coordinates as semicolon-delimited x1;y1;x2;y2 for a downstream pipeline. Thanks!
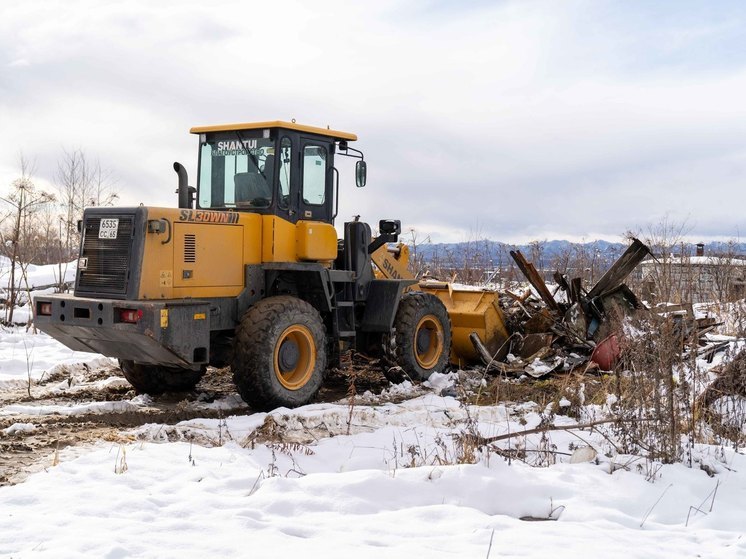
483;373;611;418
696;350;746;447
477;311;731;463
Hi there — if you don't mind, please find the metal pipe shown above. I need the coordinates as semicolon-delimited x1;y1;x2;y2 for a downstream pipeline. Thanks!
174;162;190;209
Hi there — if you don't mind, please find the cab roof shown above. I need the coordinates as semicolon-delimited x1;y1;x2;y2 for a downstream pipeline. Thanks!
189;120;357;141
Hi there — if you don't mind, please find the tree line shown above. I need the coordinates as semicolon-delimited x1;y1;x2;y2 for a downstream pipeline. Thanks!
404;219;746;305
0;150;117;323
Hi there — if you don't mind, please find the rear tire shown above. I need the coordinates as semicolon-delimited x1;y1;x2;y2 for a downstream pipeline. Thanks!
389;291;451;381
119;360;206;395
231;296;327;411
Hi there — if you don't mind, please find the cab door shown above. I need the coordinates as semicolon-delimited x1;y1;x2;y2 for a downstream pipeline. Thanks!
299;137;333;223
276;135;297;223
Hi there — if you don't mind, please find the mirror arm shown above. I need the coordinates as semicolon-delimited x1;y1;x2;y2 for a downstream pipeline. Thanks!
336;144;364;160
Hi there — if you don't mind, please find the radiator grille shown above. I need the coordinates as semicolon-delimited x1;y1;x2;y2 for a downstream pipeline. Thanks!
77;216;134;295
184;234;196;263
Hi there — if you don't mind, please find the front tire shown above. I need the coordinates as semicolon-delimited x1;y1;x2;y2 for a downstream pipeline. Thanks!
119;360;205;395
389;291;451;381
232;296;327;411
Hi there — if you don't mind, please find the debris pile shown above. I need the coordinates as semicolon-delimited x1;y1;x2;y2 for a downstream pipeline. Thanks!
650;302;729;363
470;239;652;377
470;237;737;379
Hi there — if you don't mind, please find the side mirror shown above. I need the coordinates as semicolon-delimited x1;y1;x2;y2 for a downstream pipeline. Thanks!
355;160;367;188
379;219;401;236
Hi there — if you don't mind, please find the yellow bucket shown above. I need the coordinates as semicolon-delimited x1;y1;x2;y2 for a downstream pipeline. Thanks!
419;280;510;367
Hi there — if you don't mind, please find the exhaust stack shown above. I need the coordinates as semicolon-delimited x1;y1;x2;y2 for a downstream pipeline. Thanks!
174;162;195;209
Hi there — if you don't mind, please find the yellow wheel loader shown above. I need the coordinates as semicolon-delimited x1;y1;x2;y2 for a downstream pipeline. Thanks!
34;121;509;411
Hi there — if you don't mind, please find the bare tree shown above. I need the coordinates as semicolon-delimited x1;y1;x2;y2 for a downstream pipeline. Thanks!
55;148;118;260
635;216;692;304
528;239;546;278
406;228;430;278
709;239;744;303
0;155;56;324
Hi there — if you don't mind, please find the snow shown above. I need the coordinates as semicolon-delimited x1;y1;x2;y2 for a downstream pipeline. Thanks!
0;327;107;385
0;392;744;558
0;257;77;324
2;422;36;435
0;257;98;385
641;256;746;267
694;300;746;336
0;282;745;556
0;399;144;417
0;256;77;291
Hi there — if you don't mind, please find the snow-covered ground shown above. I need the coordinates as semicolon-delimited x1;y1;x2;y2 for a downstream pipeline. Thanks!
0;327;744;557
0;257;744;557
0;327;104;386
2;419;744;558
0;256;77;324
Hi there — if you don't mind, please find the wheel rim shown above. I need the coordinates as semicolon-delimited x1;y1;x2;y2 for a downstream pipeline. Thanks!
413;314;444;369
273;325;316;390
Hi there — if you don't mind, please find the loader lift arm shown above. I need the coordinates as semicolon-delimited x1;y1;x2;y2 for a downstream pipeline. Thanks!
369;233;512;366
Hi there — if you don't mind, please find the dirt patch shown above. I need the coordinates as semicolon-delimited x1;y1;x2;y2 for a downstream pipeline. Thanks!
317;362;391;403
0;358;408;486
0;363;250;485
0;424;133;485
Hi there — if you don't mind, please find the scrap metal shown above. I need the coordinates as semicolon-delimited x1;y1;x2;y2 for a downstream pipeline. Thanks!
472;237;729;378
471;238;652;377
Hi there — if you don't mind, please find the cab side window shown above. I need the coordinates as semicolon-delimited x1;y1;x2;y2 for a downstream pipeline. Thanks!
278;137;292;209
302;145;327;205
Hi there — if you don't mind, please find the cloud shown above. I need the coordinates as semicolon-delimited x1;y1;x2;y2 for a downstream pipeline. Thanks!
1;0;745;242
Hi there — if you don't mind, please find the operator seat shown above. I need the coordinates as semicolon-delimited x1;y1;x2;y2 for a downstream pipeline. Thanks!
234;158;271;204
262;154;275;184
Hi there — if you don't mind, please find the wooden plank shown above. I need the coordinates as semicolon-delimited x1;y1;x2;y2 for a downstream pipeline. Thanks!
509;250;560;312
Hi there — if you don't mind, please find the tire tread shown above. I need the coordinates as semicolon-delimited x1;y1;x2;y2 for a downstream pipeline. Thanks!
232;295;326;411
390;291;451;381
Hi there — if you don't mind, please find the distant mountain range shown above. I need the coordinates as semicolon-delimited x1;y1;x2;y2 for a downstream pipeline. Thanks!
413;239;746;267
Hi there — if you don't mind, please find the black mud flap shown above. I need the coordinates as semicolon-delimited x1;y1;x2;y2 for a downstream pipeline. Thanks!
359;279;416;332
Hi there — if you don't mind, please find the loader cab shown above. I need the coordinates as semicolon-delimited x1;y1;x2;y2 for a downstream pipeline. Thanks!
190;121;363;225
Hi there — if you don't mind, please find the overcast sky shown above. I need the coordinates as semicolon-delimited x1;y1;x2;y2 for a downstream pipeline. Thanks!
2;0;746;243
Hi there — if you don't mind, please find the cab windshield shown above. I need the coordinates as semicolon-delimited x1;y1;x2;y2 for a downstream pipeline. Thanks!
198;133;275;209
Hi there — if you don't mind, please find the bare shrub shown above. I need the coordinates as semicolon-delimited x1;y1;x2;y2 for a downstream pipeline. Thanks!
696;349;746;449
55;148;118;261
405;228;430;278
608;306;717;465
0;155;57;324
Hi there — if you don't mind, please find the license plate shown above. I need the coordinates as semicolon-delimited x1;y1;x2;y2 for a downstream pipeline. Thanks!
98;218;119;239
